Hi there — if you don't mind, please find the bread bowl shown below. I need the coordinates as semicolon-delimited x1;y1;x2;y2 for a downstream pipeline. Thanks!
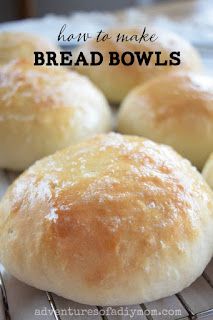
118;71;213;169
73;27;203;103
0;133;212;305
0;31;59;65
0;59;112;170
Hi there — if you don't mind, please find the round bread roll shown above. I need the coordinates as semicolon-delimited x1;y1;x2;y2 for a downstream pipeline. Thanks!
73;27;203;103
0;133;213;306
0;59;112;171
202;153;213;189
0;32;58;65
118;71;213;170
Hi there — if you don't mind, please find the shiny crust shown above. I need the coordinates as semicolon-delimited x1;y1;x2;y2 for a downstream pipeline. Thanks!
73;27;203;103
0;60;112;170
118;72;213;169
0;31;59;65
0;133;213;305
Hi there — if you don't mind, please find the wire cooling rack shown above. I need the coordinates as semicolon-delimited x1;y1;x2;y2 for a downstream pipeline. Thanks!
0;171;213;320
0;255;213;320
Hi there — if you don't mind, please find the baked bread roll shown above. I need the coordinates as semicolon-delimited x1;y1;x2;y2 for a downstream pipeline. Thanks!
0;59;112;170
202;153;213;189
73;27;203;103
0;32;58;65
118;71;213;169
0;133;212;306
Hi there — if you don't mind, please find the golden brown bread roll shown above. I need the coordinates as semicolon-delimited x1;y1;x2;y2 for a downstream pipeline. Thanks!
118;71;213;170
0;31;59;65
0;59;112;170
0;133;213;306
202;153;213;189
73;27;203;103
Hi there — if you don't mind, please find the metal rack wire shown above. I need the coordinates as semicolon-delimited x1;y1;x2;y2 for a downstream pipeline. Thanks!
0;268;213;320
0;272;10;320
